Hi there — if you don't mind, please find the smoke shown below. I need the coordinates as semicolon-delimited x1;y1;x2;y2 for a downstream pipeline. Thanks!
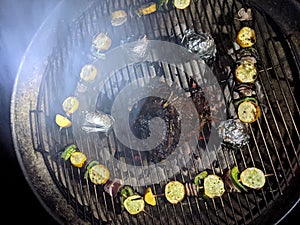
0;0;60;154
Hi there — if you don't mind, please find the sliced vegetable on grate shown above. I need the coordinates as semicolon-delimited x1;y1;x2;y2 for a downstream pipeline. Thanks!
120;185;135;210
236;26;256;48
136;2;157;16
236;97;261;123
90;32;112;58
104;178;124;198
203;174;225;198
61;144;87;168
144;187;157;206
194;170;208;187
84;160;110;185
230;166;248;192
165;180;186;204
143;186;165;206
69;152;87;168
240;167;266;190
235;61;258;83
111;10;127;26
55;113;72;130
80;64;97;82
173;0;191;9
61;144;77;160
123;195;145;215
62;96;79;117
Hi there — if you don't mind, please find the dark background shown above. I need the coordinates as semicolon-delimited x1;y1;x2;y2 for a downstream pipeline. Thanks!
0;0;299;224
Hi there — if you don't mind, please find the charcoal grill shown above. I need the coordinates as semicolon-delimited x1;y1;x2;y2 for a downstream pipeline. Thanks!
11;0;300;224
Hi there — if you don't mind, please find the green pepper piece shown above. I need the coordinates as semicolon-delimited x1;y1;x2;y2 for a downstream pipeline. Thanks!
230;166;248;192
84;160;100;179
120;185;135;210
61;144;77;160
194;170;208;186
234;97;259;106
120;185;134;198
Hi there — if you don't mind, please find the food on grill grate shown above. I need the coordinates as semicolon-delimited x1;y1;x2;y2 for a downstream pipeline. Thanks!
55;113;72;130
203;174;226;198
90;32;112;58
218;119;250;147
233;83;256;99
173;0;191;9
236;97;261;123
240;167;266;190
235;8;253;21
12;0;300;223
194;170;208;186
229;166;248;192
69;152;87;168
236;26;256;48
85;161;110;185
123;35;149;61
235;47;260;65
79;64;97;82
81;111;114;134
61;144;87;168
182;29;217;63
62;96;79;117
123;195;145;215
61;144;77;160
235;61;258;83
136;2;157;16
104;178;124;198
120;185;135;209
144;187;157;206
111;10;127;26
165;180;185;204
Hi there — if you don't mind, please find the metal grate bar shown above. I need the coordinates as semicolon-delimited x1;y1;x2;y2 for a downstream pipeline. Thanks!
254;13;299;174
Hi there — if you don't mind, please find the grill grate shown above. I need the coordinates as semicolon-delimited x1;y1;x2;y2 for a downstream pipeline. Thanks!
29;0;299;224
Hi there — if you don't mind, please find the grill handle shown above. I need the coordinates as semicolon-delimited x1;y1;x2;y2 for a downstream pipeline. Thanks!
29;108;47;153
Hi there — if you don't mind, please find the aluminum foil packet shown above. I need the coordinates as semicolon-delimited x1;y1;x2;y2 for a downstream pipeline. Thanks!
121;34;150;61
182;29;217;62
218;119;250;147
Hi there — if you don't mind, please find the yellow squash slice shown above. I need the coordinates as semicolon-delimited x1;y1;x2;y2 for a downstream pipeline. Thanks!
123;195;145;215
203;174;225;198
80;64;97;81
235;61;257;83
236;26;256;48
144;187;156;206
165;181;185;204
237;99;261;123
55;114;72;129
62;96;79;116
70;152;87;168
173;0;191;9
240;167;266;190
88;164;110;185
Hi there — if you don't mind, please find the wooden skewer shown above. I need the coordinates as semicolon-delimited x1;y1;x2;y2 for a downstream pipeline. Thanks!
264;173;274;177
142;210;153;218
237;173;274;182
153;193;165;197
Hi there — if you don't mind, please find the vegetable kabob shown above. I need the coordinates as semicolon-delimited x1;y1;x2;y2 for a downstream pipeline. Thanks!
60;144;111;186
233;8;262;124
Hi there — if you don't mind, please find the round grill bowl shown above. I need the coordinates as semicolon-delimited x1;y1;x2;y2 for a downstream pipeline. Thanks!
11;0;300;224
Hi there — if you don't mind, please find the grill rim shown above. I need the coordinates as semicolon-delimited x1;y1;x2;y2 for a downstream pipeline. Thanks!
10;0;300;224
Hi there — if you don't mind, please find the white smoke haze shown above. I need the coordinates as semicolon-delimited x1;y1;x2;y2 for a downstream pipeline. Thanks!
0;0;60;153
